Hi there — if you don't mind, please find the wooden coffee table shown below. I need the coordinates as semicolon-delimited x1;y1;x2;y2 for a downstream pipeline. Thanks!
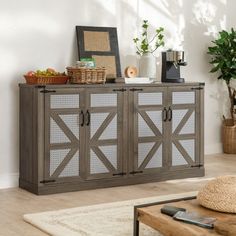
133;196;236;236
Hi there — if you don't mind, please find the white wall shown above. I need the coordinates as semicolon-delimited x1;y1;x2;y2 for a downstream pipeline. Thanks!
0;0;234;188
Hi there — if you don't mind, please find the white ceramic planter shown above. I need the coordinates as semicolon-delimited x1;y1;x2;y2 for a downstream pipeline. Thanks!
139;53;156;79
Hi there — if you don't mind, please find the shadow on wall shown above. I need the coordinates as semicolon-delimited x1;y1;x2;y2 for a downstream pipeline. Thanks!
0;0;230;176
141;0;227;118
0;0;138;175
137;0;228;150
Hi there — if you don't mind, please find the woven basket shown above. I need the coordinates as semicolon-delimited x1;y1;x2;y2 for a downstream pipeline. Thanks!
197;176;236;213
66;67;106;84
222;119;236;154
24;75;69;85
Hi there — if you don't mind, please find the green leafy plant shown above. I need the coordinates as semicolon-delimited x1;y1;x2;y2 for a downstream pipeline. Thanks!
133;20;165;56
208;28;236;120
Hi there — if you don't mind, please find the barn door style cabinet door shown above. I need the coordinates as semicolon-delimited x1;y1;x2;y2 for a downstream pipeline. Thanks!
85;87;127;180
19;83;204;195
167;86;204;170
43;88;85;184
129;87;168;176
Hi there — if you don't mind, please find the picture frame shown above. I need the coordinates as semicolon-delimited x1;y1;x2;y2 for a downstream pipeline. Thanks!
76;26;121;78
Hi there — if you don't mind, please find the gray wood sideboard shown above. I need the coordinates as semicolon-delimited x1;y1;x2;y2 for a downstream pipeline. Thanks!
19;82;205;195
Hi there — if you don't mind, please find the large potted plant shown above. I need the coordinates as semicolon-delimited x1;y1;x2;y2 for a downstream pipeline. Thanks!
208;28;236;153
133;20;165;79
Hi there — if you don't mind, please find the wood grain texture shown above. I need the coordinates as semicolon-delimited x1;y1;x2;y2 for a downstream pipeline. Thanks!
137;199;222;236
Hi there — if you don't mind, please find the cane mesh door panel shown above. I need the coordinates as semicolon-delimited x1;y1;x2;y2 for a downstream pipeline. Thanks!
45;91;83;181
87;91;122;179
51;94;80;108
138;143;162;168
90;150;110;174
50;119;70;143
91;94;117;107
133;89;165;173
138;93;162;105
170;88;198;168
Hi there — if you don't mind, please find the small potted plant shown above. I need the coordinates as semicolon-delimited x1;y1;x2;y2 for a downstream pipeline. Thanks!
133;20;165;79
208;28;236;153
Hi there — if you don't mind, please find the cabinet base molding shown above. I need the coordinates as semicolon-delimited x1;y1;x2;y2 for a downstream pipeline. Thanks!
19;168;204;195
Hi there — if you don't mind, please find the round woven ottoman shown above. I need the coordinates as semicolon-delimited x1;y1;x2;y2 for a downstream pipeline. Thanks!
197;176;236;213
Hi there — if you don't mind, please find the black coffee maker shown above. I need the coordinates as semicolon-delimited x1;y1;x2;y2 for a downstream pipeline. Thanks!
161;50;187;83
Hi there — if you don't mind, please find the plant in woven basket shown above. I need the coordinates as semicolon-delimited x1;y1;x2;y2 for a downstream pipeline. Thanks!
208;28;236;121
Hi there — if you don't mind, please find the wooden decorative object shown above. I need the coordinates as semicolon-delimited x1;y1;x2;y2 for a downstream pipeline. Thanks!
124;66;138;78
76;26;121;78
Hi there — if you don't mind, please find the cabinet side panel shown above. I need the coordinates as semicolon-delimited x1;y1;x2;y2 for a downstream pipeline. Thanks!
19;87;37;185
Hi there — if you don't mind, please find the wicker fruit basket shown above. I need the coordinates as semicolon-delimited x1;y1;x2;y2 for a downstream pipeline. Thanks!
66;67;106;84
24;75;69;85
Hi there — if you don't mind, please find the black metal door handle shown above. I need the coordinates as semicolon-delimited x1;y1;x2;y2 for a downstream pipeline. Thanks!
168;107;172;121
80;110;84;127
163;108;168;122
86;110;90;126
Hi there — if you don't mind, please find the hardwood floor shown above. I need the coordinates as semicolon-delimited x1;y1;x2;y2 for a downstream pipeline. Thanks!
0;153;235;236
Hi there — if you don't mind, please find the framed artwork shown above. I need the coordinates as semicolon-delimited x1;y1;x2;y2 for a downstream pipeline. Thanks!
76;26;121;78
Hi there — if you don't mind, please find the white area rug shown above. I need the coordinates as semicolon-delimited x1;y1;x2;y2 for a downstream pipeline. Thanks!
24;191;197;236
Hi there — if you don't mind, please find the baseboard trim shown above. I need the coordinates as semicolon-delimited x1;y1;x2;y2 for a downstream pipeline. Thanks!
0;173;19;189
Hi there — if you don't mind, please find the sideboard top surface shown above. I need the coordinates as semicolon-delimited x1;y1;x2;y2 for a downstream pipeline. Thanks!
19;81;205;88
